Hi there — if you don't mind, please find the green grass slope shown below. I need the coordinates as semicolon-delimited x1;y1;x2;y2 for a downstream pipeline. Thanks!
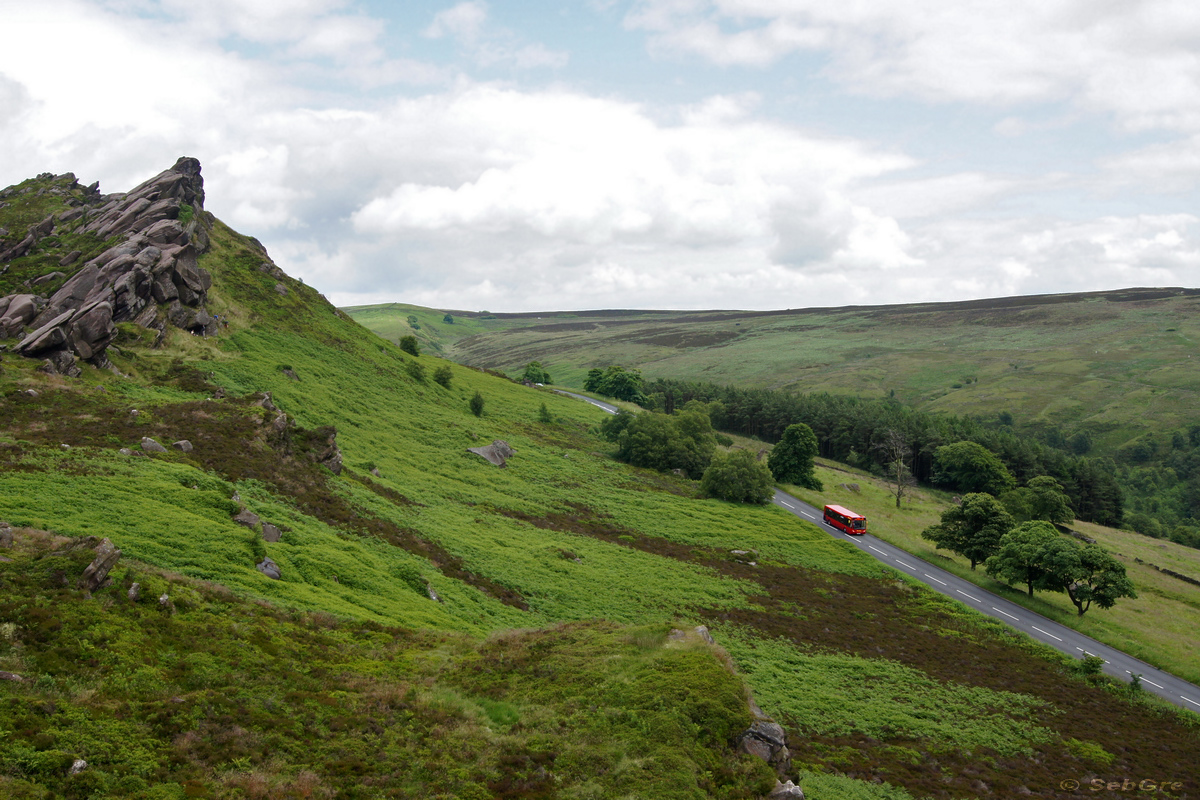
348;290;1200;457
1;169;1198;799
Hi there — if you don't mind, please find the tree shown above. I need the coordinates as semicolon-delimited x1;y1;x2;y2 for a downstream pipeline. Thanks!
608;410;715;478
538;402;553;423
469;391;484;417
933;441;1016;495
433;364;453;388
876;429;916;509
985;521;1060;596
921;492;1013;570
767;423;822;490
1001;475;1074;524
584;365;647;404
521;361;553;385
399;335;420;357
701;449;773;504
442;313;454;324
406;314;420;330
1038;539;1137;615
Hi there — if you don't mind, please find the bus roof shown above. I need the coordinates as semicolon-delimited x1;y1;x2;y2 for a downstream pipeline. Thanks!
824;504;865;519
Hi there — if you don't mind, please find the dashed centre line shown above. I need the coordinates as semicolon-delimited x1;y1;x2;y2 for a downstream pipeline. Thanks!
1126;671;1163;689
800;511;815;519
956;589;981;602
991;607;1019;621
894;559;915;569
924;574;948;586
868;545;887;555
779;501;794;509
1032;626;1063;642
1181;696;1200;708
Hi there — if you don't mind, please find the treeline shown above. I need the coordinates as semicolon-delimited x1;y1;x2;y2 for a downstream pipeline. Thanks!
643;378;1126;528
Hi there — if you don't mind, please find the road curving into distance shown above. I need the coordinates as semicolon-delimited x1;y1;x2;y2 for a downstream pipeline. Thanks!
772;488;1200;712
554;389;1200;711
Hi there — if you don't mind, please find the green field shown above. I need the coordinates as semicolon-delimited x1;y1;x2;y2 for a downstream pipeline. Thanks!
347;291;1200;456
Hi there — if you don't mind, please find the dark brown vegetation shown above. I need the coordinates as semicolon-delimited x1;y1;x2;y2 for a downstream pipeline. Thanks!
499;501;1200;799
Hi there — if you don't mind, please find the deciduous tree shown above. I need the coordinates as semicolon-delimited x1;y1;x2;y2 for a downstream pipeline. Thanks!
1038;539;1136;615
921;492;1013;569
399;335;420;357
877;429;916;509
985;521;1059;596
701;449;774;504
767;423;822;490
933;441;1016;495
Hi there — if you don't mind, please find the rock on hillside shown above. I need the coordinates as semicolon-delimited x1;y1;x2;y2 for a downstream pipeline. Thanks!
0;157;217;372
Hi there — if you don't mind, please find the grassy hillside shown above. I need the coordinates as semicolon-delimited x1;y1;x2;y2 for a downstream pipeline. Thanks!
347;290;1200;457
2;169;1198;799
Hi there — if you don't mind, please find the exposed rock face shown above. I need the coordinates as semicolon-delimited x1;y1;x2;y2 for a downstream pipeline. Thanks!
1;158;217;369
79;537;122;592
468;440;515;467
257;557;282;580
261;523;282;543
737;700;793;777
233;508;261;528
768;780;805;799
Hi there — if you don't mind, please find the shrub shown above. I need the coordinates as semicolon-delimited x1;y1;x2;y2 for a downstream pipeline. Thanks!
399;335;420;357
470;391;484;417
406;359;425;382
434;365;453;388
701;449;773;503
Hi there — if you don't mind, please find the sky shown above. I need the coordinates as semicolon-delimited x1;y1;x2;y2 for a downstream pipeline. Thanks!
2;1;1200;312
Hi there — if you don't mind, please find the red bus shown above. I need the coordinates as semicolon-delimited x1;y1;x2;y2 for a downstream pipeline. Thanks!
823;504;867;535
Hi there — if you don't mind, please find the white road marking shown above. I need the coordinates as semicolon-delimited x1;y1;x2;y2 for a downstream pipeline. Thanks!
991;607;1019;621
868;545;887;555
923;574;948;586
956;589;981;602
1076;648;1108;662
1126;672;1164;689
800;510;816;519
1181;696;1200;708
895;559;915;569
1031;626;1062;642
780;501;795;509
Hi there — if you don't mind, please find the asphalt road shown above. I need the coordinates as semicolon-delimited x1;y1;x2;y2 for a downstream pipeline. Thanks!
552;390;619;414
771;488;1200;712
552;389;1200;711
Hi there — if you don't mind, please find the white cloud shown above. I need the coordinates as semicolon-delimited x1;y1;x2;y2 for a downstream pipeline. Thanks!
626;0;1200;133
423;1;568;70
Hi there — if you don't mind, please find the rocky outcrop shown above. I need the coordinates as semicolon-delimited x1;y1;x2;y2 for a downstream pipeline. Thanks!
256;557;282;580
737;700;793;776
1;158;217;368
78;537;122;592
468;440;515;467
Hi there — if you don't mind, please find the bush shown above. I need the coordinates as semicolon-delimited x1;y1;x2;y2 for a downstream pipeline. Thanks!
399;335;420;357
434;365;453;388
470;391;485;417
406;359;425;382
701;449;773;503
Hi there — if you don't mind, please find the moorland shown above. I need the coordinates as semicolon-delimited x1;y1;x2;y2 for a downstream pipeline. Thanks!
0;163;1197;800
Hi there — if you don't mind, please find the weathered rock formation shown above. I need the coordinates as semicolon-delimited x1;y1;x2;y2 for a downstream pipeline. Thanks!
0;157;217;367
468;440;515;467
77;537;122;593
